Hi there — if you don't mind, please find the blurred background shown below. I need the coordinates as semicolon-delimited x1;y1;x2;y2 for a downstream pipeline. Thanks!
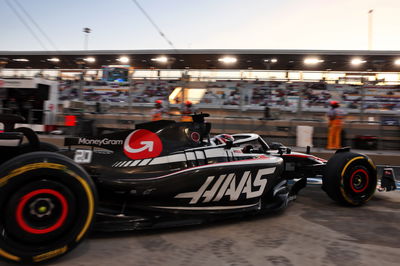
0;0;399;151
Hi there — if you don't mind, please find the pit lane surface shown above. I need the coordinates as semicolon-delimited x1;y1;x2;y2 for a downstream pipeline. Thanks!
5;187;399;266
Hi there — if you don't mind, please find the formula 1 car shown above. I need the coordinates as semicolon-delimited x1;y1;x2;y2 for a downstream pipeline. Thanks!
0;113;394;264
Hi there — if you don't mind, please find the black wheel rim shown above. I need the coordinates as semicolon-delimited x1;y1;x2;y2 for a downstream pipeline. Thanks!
349;168;369;193
4;179;76;245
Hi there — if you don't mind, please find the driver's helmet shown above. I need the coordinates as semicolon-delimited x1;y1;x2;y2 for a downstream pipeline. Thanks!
211;134;234;145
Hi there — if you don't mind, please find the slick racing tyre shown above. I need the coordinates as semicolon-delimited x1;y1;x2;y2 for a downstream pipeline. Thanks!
322;151;377;206
0;152;97;264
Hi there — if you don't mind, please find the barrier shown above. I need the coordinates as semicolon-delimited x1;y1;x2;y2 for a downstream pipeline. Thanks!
4;105;397;150
222;116;255;133
116;112;146;125
79;112;147;134
347;120;382;149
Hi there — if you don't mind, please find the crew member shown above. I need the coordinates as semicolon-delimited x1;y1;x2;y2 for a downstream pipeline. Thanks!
326;101;346;149
181;101;194;122
151;100;164;121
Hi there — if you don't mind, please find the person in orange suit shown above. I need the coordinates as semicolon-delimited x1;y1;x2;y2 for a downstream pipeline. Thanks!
181;101;195;122
151;100;164;121
326;101;346;149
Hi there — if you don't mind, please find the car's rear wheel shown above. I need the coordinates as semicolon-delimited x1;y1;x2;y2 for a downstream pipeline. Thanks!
322;151;377;206
0;152;97;264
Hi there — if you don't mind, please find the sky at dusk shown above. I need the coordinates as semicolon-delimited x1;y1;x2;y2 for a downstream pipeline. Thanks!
0;0;399;51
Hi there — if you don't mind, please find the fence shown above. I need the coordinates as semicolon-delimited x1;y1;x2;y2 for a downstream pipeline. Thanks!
211;117;400;150
0;106;399;150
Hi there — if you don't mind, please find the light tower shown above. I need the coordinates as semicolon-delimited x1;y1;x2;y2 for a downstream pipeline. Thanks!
368;10;373;50
83;27;91;50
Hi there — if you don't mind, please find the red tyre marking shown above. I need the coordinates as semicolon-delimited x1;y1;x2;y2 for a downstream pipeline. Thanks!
16;189;69;234
350;169;369;193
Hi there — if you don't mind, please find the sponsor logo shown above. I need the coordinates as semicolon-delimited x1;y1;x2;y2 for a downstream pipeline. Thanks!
175;168;275;204
123;129;163;160
78;138;123;146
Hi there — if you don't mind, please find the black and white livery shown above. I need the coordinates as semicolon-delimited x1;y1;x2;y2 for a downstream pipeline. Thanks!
0;113;393;264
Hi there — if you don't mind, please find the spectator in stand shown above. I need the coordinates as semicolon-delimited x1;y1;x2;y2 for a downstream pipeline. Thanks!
221;92;226;100
348;101;358;109
326;101;346;150
260;105;272;120
95;102;102;113
244;95;249;105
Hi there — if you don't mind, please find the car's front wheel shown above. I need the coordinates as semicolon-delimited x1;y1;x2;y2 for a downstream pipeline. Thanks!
0;152;97;264
322;151;377;206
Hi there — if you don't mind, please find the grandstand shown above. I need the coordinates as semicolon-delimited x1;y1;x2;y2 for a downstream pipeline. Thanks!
54;79;400;113
0;49;399;149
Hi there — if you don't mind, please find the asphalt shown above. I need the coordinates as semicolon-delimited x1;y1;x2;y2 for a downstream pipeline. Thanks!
3;186;399;266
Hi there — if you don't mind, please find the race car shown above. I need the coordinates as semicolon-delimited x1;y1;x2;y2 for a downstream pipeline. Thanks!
0;113;395;264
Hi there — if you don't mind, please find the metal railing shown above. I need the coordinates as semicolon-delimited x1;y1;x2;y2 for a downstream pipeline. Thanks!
1;104;398;150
